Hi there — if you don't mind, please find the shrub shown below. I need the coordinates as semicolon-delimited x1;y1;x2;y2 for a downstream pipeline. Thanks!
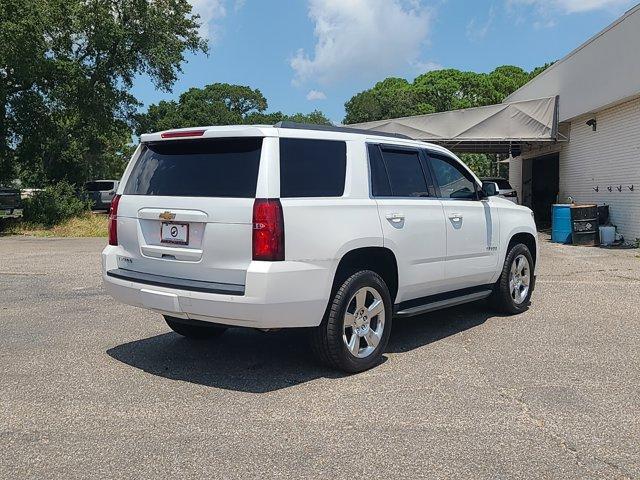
22;181;92;227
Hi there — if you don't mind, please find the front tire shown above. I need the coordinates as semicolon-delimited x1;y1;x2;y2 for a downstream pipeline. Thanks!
490;243;534;314
311;270;392;373
164;316;227;339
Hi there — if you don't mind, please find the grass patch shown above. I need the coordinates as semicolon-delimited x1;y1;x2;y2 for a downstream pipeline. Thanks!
1;213;107;237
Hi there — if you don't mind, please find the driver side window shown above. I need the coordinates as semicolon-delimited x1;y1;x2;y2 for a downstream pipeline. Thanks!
429;155;478;200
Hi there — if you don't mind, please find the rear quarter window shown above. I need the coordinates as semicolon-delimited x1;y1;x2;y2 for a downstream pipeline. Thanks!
279;138;346;197
124;138;262;198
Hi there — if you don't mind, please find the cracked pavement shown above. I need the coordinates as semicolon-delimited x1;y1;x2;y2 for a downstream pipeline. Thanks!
1;235;639;479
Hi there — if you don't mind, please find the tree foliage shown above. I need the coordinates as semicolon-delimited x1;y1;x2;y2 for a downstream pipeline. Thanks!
22;180;92;226
343;65;551;125
136;83;332;134
458;153;508;178
1;0;207;186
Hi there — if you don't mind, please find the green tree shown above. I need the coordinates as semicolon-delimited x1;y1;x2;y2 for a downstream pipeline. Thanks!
412;69;496;113
137;83;332;133
529;62;555;79
136;84;263;134
459;153;504;177
278;110;332;125
1;0;206;186
487;66;531;102
343;64;552;125
243;110;331;126
343;78;424;125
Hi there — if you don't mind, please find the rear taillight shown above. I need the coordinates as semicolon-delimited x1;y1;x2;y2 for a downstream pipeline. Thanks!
252;199;284;261
108;194;121;246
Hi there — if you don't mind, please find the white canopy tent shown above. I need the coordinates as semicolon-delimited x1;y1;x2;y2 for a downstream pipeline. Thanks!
351;96;562;154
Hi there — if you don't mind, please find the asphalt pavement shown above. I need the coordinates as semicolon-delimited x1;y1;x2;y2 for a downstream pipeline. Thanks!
1;235;638;479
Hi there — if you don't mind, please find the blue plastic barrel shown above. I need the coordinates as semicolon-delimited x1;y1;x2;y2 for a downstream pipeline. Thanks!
551;204;572;243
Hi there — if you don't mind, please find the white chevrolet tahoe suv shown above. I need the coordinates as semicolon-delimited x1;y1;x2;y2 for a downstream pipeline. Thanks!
102;122;537;373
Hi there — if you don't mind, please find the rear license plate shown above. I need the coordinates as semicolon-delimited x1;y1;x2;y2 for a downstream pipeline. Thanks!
161;222;189;245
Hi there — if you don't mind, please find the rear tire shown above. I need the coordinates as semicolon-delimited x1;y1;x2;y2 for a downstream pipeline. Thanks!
490;243;534;314
164;316;227;339
311;270;392;373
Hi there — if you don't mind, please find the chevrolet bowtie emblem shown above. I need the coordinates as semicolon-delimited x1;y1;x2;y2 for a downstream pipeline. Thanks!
159;211;176;221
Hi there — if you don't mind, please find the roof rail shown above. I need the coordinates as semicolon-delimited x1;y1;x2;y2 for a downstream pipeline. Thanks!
273;121;413;140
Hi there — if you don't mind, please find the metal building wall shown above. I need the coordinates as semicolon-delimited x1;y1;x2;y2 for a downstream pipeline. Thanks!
559;96;640;240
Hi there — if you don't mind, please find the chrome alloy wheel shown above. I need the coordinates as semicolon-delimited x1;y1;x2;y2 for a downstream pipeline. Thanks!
343;286;386;358
509;254;531;305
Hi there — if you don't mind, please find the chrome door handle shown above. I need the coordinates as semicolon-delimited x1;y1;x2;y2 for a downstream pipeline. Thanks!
385;213;405;223
448;213;463;221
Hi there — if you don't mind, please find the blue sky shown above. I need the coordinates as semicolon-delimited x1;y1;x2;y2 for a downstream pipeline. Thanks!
132;0;638;124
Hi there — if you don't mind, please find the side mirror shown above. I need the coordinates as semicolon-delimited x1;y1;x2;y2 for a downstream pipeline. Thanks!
482;181;499;197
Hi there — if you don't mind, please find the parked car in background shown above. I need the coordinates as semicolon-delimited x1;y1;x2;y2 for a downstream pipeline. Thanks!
481;177;519;204
102;123;538;373
20;188;43;199
0;187;22;218
85;180;119;210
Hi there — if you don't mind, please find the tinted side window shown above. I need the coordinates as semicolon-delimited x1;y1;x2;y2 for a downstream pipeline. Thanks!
367;144;391;197
124;138;262;197
280;139;346;197
429;155;478;200
380;148;429;197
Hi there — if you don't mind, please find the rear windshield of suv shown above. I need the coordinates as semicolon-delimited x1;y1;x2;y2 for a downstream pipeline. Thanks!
124;138;262;197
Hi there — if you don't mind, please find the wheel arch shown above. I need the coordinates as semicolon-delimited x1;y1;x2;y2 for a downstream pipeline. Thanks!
330;246;399;303
507;231;538;268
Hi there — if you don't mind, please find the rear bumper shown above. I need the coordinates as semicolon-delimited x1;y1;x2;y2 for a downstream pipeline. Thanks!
106;268;245;295
101;246;332;329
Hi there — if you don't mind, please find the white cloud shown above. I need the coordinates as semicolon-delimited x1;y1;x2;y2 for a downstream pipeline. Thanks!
508;0;634;15
290;0;433;86
507;0;634;30
533;18;557;29
412;60;442;73
306;90;327;100
559;0;632;12
188;0;227;41
466;5;496;41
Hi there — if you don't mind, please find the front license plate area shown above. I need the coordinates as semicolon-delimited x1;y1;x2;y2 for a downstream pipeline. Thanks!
161;222;189;245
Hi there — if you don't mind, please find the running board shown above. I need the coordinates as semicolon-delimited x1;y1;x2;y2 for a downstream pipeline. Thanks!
394;290;492;318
